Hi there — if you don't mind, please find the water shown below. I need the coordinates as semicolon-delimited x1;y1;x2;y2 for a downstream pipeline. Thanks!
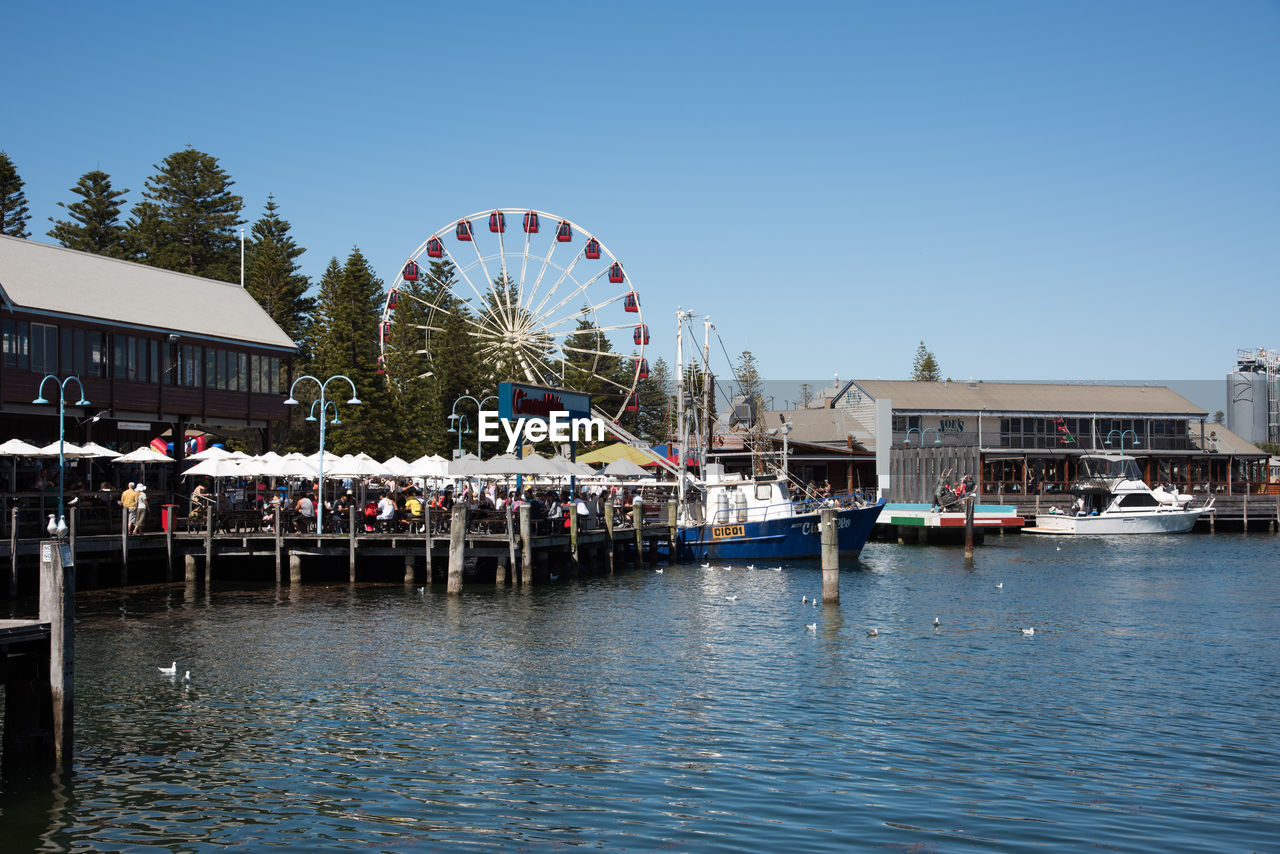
3;535;1278;852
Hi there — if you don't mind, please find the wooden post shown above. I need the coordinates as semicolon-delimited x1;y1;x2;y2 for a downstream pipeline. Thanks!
569;502;580;567
69;507;77;567
603;503;615;575
964;495;975;559
204;496;214;587
274;506;283;586
422;503;430;583
405;556;416;586
289;551;302;586
633;502;644;567
184;553;197;584
668;499;677;561
8;507;17;598
1243;490;1249;532
447;502;467;594
120;505;129;587
504;504;516;584
164;504;174;581
820;506;839;603
39;539;74;773
349;504;357;583
519;504;533;586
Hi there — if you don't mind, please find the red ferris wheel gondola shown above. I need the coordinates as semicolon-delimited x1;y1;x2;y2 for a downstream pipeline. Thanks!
608;262;624;283
386;289;399;310
584;238;601;260
523;211;540;233
456;220;473;241
378;321;391;342
489;211;506;233
624;292;640;313
401;261;420;283
634;324;649;346
556;220;572;242
624;392;639;413
376;354;388;375
635;357;649;380
426;236;444;258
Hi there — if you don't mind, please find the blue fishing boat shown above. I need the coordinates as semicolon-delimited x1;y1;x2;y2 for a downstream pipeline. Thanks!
675;463;884;561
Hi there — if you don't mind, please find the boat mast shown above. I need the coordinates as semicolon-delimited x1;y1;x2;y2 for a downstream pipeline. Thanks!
675;309;690;515
702;317;713;471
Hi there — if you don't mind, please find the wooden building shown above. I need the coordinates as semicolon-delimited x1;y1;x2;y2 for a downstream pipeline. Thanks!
0;236;296;495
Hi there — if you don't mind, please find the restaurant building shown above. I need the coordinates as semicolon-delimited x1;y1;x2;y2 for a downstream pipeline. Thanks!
0;235;296;494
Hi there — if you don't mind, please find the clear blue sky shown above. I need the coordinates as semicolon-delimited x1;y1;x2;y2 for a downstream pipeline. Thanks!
5;1;1277;388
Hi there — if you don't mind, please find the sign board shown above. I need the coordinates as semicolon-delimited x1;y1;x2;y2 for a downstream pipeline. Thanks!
118;421;151;432
498;382;591;423
59;544;74;567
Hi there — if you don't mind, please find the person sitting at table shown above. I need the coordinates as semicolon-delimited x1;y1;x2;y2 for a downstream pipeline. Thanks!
362;499;378;533
403;489;424;532
376;492;397;532
294;493;316;532
332;492;352;532
191;483;211;519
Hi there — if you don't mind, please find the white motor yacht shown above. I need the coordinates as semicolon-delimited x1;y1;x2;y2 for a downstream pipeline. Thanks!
1027;454;1211;535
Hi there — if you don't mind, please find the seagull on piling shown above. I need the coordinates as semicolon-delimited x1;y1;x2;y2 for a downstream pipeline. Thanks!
1021;627;1035;637
866;628;878;638
158;662;177;675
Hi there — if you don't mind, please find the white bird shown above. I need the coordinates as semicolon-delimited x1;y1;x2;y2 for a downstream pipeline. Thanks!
802;595;808;604
866;628;878;637
549;573;560;581
995;582;1003;589
805;623;817;632
746;564;755;570
182;670;191;682
46;514;57;536
812;599;818;607
771;566;782;572
158;662;177;675
654;568;664;574
1055;545;1062;551
1021;627;1035;636
725;595;738;601
55;516;68;538
700;562;711;569
933;616;940;628
416;586;425;594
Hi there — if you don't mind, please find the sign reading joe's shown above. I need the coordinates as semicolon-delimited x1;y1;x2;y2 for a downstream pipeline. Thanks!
481;382;605;452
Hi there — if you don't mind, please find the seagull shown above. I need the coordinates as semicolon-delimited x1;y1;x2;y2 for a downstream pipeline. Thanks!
866;628;878;637
812;599;818;607
1021;627;1035;636
802;595;808;604
654;568;664;574
416;586;425;594
182;671;191;682
771;566;782;572
55;516;68;538
1055;545;1062;551
725;595;738;601
549;573;560;581
46;514;57;536
158;662;177;675
805;623;817;632
995;582;1003;589
746;564;755;570
933;616;940;628
700;562;711;569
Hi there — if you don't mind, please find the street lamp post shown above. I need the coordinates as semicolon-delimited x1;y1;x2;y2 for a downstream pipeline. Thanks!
903;426;942;446
284;374;361;534
447;394;496;458
1105;428;1140;456
34;375;90;535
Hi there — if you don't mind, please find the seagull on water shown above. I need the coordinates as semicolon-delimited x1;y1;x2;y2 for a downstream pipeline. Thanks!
158;662;177;675
725;595;738;601
995;582;1003;589
813;598;818;607
416;586;425;594
182;671;191;682
866;628;878;637
806;623;817;632
802;595;808;604
771;566;782;571
933;616;940;628
654;568;664;574
1021;627;1035;636
746;564;755;570
700;562;711;569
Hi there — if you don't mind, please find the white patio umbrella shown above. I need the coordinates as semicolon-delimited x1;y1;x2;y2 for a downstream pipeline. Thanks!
479;453;541;476
601;457;650;479
113;446;175;464
406;453;450;479
447;453;487;477
382;456;412;477
0;439;45;457
36;440;95;458
78;442;122;459
326;453;389;478
185;445;234;461
182;457;247;478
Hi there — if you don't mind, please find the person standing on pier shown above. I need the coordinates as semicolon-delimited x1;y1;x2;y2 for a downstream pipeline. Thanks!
119;482;139;532
132;485;149;534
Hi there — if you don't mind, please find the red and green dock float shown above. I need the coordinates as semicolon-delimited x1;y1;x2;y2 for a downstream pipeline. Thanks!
873;503;1024;545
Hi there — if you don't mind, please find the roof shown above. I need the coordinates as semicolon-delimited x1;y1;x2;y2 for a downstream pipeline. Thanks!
842;380;1206;417
1188;423;1265;456
0;236;295;351
771;408;874;449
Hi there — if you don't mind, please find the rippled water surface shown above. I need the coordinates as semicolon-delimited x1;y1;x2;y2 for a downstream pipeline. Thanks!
3;534;1278;851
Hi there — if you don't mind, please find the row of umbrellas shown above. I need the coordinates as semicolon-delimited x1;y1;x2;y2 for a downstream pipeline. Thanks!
0;438;654;481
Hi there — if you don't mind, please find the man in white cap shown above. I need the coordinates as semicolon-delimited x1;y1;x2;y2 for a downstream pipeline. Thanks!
132;484;149;534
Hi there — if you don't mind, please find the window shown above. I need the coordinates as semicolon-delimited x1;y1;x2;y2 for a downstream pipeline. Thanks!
3;319;30;370
87;332;106;377
30;323;57;373
181;345;202;387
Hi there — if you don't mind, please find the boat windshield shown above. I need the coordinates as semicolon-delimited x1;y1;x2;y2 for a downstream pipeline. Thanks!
1078;456;1143;481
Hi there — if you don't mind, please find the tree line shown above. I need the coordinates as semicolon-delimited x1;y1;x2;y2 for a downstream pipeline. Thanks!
0;147;675;458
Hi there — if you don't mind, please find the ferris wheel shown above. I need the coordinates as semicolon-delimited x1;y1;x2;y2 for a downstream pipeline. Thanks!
378;208;648;421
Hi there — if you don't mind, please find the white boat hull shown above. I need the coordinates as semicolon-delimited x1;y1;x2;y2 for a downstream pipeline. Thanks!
1028;508;1204;535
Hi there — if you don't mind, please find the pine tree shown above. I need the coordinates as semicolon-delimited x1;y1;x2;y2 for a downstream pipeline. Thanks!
47;169;129;256
0;151;31;238
307;249;395;456
245;195;312;347
735;350;765;409
911;341;942;382
127;148;244;281
634;356;674;444
419;261;484;457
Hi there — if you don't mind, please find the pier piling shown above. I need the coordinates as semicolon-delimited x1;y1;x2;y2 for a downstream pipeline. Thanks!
519;504;533;585
821;507;839;603
603;503;615;575
39;539;74;774
447;503;467;594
